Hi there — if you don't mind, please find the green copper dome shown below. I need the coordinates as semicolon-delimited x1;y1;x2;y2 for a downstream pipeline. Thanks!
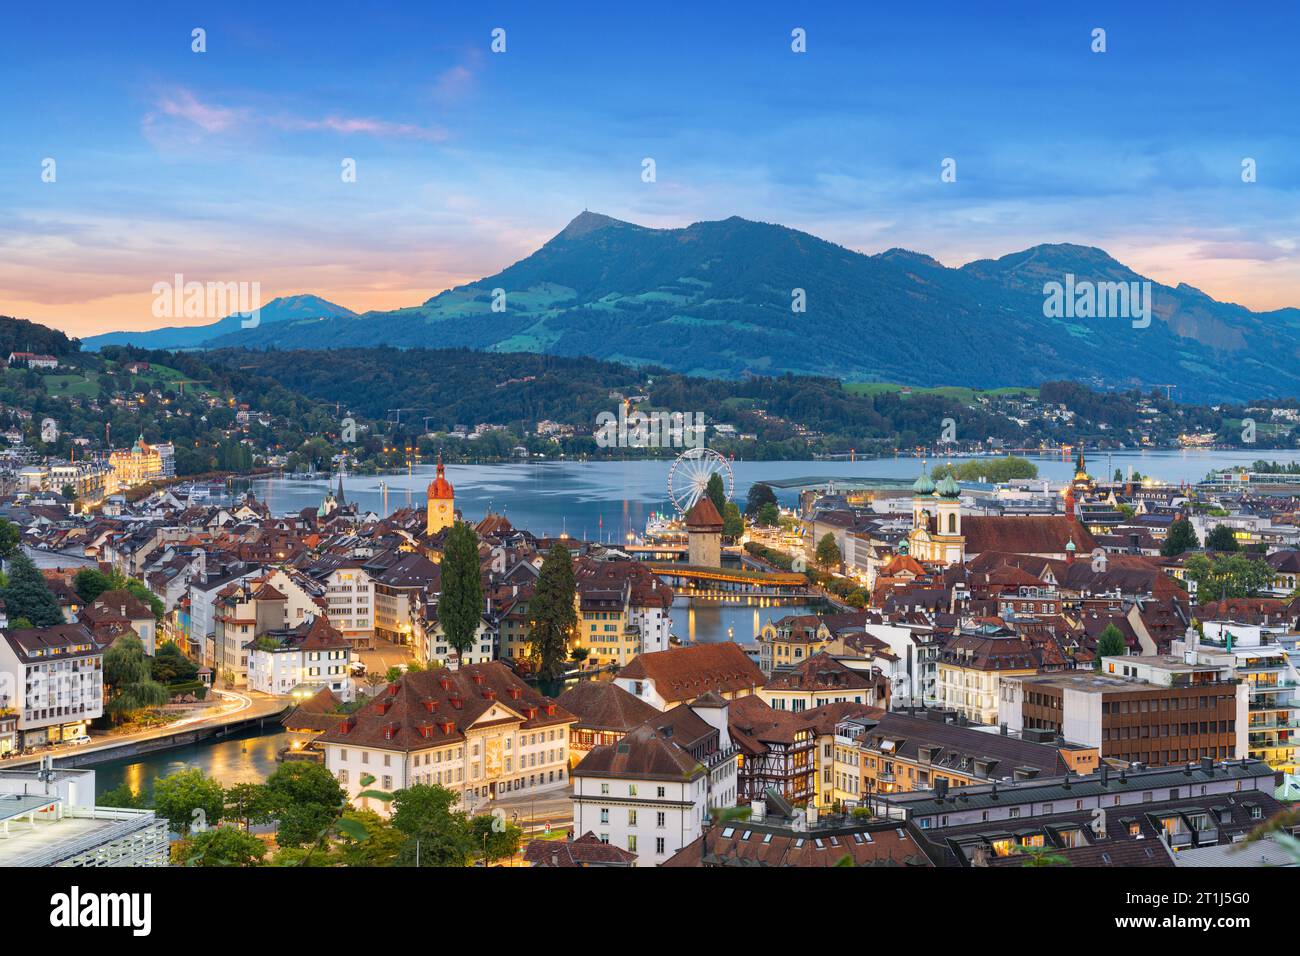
912;471;936;495
936;474;961;498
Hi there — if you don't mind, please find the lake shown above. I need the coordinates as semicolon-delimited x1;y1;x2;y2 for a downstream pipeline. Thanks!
250;449;1299;541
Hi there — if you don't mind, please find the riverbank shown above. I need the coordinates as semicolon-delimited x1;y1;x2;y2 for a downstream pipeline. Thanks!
4;693;288;773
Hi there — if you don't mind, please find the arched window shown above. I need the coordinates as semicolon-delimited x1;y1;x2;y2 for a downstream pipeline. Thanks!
947;513;957;534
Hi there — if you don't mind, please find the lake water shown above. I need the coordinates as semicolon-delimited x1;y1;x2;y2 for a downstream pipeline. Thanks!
250;449;1299;541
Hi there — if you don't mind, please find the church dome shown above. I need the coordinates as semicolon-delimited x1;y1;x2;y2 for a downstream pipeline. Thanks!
427;455;454;500
912;472;936;495
936;474;961;498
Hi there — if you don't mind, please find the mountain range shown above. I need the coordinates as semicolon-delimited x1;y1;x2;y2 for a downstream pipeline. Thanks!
83;294;357;351
83;213;1300;403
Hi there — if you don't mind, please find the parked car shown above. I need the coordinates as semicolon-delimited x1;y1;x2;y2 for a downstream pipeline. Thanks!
66;734;92;746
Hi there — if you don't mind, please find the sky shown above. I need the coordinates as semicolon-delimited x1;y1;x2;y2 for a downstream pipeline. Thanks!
1;0;1297;336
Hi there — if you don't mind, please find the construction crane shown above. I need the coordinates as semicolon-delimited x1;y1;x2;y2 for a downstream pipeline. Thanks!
1155;384;1177;400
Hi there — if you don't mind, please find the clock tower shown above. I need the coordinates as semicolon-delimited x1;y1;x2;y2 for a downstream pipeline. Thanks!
426;454;455;535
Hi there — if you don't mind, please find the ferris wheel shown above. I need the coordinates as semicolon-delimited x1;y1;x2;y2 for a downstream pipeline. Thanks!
668;446;734;515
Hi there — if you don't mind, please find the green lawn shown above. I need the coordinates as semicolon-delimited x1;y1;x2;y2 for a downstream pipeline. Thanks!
842;381;1039;402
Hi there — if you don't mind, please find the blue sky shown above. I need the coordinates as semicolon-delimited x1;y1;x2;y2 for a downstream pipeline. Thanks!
1;0;1296;334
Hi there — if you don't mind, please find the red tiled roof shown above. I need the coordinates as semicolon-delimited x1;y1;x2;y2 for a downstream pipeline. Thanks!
616;642;765;703
318;662;572;751
684;496;724;531
963;516;1096;556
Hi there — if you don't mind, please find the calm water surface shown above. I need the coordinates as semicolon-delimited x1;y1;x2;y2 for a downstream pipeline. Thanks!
89;727;292;798
251;450;1300;542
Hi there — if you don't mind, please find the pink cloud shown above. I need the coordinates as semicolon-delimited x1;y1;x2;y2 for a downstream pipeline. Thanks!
153;89;242;133
144;87;445;143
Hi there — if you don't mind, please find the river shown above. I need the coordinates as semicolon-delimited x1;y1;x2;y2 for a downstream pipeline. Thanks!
250;449;1300;542
89;727;292;799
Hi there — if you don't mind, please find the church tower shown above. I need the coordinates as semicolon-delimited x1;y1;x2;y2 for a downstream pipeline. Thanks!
426;454;455;535
907;466;965;566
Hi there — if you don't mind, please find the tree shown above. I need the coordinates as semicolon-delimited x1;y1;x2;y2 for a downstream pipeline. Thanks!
0;518;19;558
98;783;147;809
264;762;347;848
816;533;842;570
224;782;275;831
73;567;112;603
176;825;266;867
103;632;169;718
1095;624;1128;663
705;472;727;517
745;482;778;518
757;502;780;526
1161;518;1199;557
932;456;1037;483
154;768;225;836
1013;844;1071;867
722;502;744;540
2;554;63;626
124;577;165;621
528;543;577;684
1184;553;1274;602
391;783;474;867
1205;525;1240;552
471;812;523;865
151;640;198;684
440;521;483;664
334;809;404;867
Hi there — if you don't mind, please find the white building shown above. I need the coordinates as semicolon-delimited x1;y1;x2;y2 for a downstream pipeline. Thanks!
306;561;375;643
317;662;575;817
245;615;354;700
1176;621;1300;773
0;624;105;748
0;765;168;867
571;692;739;867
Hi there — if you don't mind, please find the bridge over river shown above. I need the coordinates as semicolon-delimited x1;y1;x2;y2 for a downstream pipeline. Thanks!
645;562;811;599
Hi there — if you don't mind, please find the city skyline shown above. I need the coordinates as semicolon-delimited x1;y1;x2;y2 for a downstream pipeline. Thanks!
2;0;1298;336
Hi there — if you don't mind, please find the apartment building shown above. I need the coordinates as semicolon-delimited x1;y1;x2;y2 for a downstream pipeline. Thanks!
306;559;374;646
0;624;106;748
1173;621;1299;773
856;711;1096;798
884;758;1285;866
571;692;739;867
936;628;1047;725
1001;665;1247;767
759;651;889;713
245;615;354;700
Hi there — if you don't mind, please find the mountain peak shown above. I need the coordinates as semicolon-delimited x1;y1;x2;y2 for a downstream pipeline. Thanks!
557;210;624;240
